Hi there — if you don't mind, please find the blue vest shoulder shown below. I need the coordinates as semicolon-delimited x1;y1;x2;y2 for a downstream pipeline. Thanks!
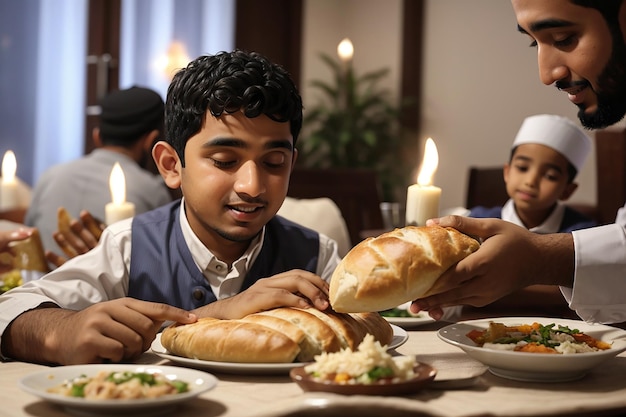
559;206;598;233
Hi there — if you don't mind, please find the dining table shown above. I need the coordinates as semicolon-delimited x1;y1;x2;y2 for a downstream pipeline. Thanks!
3;319;626;417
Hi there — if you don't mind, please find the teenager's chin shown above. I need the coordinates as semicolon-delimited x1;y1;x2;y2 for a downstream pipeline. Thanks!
215;227;261;243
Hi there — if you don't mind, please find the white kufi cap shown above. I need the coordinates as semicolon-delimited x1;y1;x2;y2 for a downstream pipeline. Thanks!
513;114;592;172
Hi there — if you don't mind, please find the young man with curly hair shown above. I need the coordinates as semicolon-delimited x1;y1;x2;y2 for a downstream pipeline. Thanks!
0;50;341;365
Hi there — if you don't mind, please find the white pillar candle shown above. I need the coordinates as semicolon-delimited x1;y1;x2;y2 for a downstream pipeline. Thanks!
105;162;135;225
405;138;441;226
0;150;19;210
405;184;441;226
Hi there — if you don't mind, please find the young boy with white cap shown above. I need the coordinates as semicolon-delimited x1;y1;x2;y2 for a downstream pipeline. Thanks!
469;114;596;233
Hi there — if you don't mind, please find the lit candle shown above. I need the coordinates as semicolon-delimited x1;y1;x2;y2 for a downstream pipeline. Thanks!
0;150;19;210
105;162;135;225
337;38;354;110
337;38;354;64
405;138;441;226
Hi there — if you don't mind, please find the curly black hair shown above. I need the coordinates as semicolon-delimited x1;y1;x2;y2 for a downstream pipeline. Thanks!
164;50;303;166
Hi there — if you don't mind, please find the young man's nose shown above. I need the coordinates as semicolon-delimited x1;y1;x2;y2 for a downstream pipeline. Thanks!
234;161;266;196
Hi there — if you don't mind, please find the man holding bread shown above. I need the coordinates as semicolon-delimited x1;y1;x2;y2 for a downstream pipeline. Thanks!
414;0;626;325
0;50;341;365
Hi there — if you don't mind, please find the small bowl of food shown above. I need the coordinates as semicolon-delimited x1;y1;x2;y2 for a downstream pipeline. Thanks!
290;334;436;396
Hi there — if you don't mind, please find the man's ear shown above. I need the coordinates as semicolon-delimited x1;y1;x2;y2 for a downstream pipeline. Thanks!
152;141;182;189
559;182;578;201
92;127;103;148
143;129;160;151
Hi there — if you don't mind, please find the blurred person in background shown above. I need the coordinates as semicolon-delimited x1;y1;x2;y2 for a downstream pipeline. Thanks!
24;87;172;254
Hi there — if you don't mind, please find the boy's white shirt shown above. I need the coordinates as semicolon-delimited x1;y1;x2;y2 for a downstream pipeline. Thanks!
501;198;565;234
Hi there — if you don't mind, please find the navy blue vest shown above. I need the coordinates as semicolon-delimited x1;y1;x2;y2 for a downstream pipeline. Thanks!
127;201;320;310
469;205;597;233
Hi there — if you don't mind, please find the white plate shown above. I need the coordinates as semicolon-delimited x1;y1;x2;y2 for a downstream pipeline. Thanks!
384;314;436;329
438;317;626;382
381;302;437;329
19;364;217;416
151;324;408;375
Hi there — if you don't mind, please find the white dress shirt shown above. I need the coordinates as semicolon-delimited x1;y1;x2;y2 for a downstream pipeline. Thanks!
565;205;626;323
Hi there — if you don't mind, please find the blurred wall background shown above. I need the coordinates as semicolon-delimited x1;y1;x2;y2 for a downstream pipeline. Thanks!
1;0;610;212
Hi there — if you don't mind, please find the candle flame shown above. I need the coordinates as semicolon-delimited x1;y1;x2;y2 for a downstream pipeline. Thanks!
1;150;16;182
417;138;439;186
337;38;354;62
109;162;127;205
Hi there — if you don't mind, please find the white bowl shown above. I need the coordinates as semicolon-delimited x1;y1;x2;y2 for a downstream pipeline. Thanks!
438;317;626;382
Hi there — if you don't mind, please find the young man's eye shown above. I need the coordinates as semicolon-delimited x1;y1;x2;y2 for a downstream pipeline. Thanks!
264;152;287;168
210;158;236;169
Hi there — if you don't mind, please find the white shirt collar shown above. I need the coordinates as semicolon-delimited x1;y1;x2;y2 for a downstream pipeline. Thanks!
178;198;265;298
501;199;565;234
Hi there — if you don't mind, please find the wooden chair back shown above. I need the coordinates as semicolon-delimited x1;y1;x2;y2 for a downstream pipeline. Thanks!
465;166;508;209
287;168;384;246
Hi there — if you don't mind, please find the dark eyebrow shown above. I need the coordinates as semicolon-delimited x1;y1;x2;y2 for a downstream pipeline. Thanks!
265;139;294;152
203;137;293;152
205;138;246;148
517;19;575;35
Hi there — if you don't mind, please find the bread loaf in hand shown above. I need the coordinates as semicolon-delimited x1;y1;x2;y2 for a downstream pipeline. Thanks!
160;307;394;363
10;228;49;273
329;225;480;313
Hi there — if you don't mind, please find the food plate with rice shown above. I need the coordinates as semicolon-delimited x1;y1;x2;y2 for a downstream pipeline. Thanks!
290;334;437;395
19;364;217;415
438;317;626;382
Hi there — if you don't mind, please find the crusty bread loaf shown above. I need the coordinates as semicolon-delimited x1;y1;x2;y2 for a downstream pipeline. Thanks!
302;307;366;350
349;311;394;346
239;314;311;362
160;317;301;363
160;307;394;363
10;229;49;273
329;225;480;313
255;308;342;358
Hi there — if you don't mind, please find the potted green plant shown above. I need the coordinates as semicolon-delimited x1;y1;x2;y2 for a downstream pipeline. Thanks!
298;52;412;203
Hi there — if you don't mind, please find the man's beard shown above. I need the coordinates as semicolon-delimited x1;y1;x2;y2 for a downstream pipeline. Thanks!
577;33;626;129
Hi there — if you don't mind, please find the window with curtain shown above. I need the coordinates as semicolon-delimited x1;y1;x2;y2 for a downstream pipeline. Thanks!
0;0;234;190
0;0;87;186
119;0;235;99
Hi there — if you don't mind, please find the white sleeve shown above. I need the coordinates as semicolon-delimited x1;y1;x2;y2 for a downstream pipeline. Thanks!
316;233;342;282
0;219;133;344
564;223;626;323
